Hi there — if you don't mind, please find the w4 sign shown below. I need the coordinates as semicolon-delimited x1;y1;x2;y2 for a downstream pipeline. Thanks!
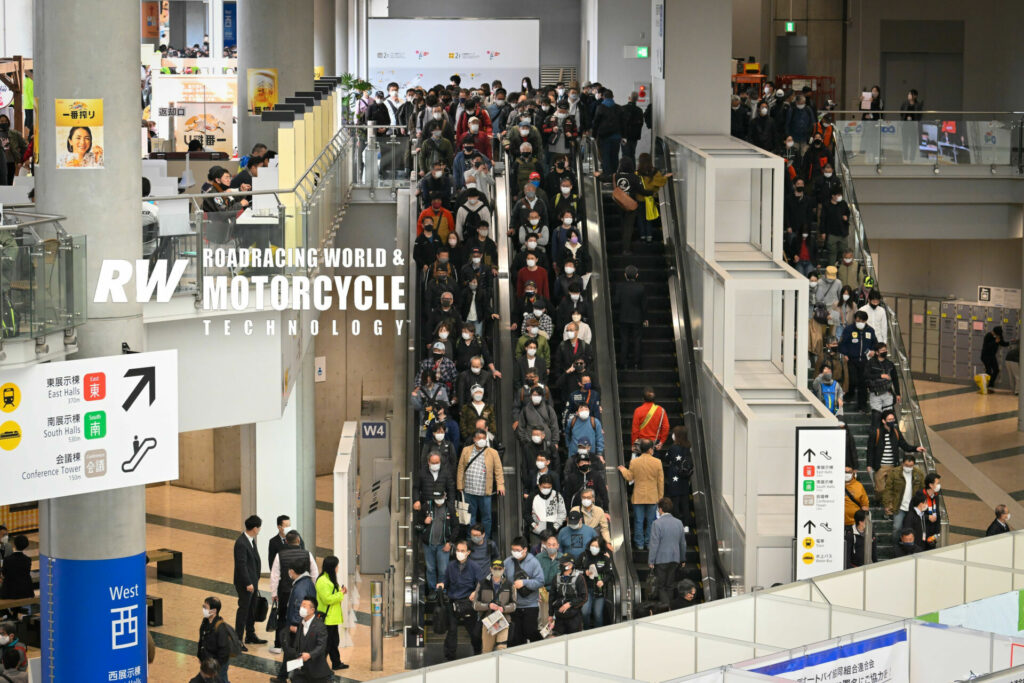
0;350;179;505
361;422;387;439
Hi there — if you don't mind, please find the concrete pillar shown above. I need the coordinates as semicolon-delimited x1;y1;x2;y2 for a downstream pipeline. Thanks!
207;0;224;58
237;0;313;152
314;0;335;77
335;0;349;75
651;0;731;138
241;350;317;553
34;0;147;680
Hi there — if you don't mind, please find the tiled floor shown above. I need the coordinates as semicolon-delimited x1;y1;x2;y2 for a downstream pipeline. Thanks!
16;476;407;682
915;379;1024;544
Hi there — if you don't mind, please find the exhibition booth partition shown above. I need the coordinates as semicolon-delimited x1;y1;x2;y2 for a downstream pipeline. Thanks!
378;531;1024;682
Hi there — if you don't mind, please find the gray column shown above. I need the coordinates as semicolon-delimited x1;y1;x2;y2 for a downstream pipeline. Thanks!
33;0;147;679
207;0;224;58
314;0;335;76
651;0;732;138
335;0;349;75
237;0;314;151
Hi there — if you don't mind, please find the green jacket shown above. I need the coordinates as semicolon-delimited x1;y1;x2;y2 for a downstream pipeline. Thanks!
515;333;551;368
881;465;925;514
315;573;344;626
537;551;561;585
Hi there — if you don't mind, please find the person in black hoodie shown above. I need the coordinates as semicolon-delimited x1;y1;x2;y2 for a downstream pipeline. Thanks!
458;272;497;341
620;92;645;164
197;597;233;681
547;554;588;635
730;95;750;140
748;102;775;151
660;426;694;530
420;490;458;600
413;219;441;276
579;536;615;629
591;89;624;176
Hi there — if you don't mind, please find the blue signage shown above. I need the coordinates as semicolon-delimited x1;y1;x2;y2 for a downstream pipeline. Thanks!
40;552;148;682
361;422;387;438
223;2;237;48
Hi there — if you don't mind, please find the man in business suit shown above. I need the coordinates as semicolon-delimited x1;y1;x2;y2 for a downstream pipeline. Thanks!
647;498;687;607
987;504;1012;536
285;598;332;682
268;514;304;572
612;265;647;370
0;535;33;616
906;493;933;551
233;514;265;649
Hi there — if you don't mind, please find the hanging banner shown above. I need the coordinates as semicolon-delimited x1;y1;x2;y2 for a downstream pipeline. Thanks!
247;68;279;114
749;628;908;681
141;1;159;39
55;98;104;169
223;2;237;48
794;427;846;580
174;101;233;154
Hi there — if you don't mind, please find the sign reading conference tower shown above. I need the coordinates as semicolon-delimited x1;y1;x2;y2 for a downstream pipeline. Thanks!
794;427;846;580
0;349;179;505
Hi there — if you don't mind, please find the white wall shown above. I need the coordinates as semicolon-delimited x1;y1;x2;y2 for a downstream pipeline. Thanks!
591;0;651;99
0;0;32;58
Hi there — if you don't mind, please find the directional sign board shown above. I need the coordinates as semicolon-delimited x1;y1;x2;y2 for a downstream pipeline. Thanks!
794;427;846;580
0;350;178;505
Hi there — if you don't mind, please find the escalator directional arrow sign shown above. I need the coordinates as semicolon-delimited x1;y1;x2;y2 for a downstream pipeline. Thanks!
803;448;816;462
803;520;816;534
122;366;156;411
795;427;846;581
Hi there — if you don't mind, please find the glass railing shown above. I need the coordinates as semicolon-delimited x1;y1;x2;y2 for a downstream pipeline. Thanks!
145;126;357;303
834;130;950;546
0;211;87;340
831;110;1024;171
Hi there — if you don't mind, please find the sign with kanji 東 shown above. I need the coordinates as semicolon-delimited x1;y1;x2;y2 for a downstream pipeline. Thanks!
0;350;178;505
794;427;847;581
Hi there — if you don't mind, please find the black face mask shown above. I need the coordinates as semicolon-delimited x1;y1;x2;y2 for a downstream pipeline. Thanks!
885;421;895;429
878;352;887;359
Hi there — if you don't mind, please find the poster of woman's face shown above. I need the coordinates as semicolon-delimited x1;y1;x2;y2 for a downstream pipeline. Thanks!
55;99;104;169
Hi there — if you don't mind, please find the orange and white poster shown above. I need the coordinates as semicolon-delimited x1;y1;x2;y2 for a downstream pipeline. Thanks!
247;68;279;114
141;1;159;39
55;99;104;169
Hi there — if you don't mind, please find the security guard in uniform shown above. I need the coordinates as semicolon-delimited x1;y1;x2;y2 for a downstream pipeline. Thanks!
838;310;877;411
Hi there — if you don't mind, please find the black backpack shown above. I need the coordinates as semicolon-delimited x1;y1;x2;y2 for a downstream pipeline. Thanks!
512;558;534;597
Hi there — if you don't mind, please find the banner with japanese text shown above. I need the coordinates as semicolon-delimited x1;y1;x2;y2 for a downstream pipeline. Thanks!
55;98;104;169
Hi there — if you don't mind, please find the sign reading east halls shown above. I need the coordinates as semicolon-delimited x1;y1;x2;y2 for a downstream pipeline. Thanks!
0;350;178;505
794;427;847;580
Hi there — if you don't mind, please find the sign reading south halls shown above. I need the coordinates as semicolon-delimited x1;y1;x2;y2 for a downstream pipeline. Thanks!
0;350;178;505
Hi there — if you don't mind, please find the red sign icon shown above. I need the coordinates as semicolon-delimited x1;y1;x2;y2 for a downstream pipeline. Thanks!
83;373;105;401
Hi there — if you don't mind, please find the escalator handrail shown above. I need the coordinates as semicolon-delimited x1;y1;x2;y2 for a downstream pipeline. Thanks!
578;136;641;618
656;136;733;601
494;147;521;558
833;132;950;547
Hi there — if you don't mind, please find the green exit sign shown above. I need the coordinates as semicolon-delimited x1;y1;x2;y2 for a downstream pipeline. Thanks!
636;46;649;59
785;21;796;33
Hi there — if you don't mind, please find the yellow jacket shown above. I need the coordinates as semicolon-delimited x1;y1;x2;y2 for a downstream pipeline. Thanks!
619;453;664;504
315;573;344;626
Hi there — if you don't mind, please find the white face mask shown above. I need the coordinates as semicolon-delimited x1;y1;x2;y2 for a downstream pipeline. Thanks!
434;432;445;442
785;140;794;148
903;466;914;474
438;331;449;340
845;472;854;482
842;294;850;301
433;170;443;179
578;410;590;420
561;186;571;196
528;326;539;336
539;487;552;496
526;348;537;357
512;550;525;560
202;607;212;619
435;497;446;506
934;484;941;492
546;546;559;556
466;182;477;189
471;366;482;374
570;294;580;302
531;395;543;405
809;281;818;288
855;322;866;330
529;218;540;227
475;438;488;448
526;242;537;251
472;392;484;402
470;124;479;132
456;551;469;562
565;330;576;340
533;308;544;318
589;546;600;556
823;172;833;178
562;216;574;226
565;266;576;275
429;463;441;473
570;523;582;530
835;195;843;202
299;606;311;619
462;331;473;340
760;107;768;115
582;498;593;508
433;112;442;120
535;459;547;470
843;257;853;264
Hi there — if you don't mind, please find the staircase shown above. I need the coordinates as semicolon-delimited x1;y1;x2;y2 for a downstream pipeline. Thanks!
601;188;703;593
844;410;896;560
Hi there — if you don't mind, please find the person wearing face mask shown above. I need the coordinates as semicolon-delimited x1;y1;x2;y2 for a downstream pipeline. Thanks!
563;450;609;512
458;242;494;296
784;179;814;241
267;515;303;583
617;439;664;550
729;95;750;141
566;405;606;467
420;489;458;601
515;341;550;390
748;100;776;151
523;444;561;498
0;625;25;676
546;154;578;202
987;504;1012;536
551;202;579;258
836;250;865;302
820;189;850;265
648;498;687;608
515;385;560;449
786;226;818;276
844;509;878;568
455;97;493;142
579;537;614;629
542;100;579;169
455;334;498;386
417;342;458;398
421;419;460;471
919;472;942;545
472;559;517;652
460;271;500;341
556;509;597;558
460;383;496;438
503;115;543;162
411;369;449;427
785;94;815;154
516;241;552;300
452;144;483;193
569;486;612;548
455;188;492;242
802;132;832;182
196;597;232;682
417;192;456;240
530;473;567;539
832;285;859;343
488;87;512;134
551;254;583;304
418;118;455;176
413;217;441;274
813;161;841;218
414;450;457;515
502;537;545;645
904;492;933;551
880;450;926;535
554;319;594;376
865;340;900;445
282;597;332;682
858;288;888;346
556;281;594;335
457;429;506;538
836;309;875;408
843;466;870;527
815;265;843;331
515;314;552;363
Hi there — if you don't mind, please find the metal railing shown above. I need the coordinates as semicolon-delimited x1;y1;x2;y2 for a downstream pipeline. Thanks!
828;110;1024;172
577;137;639;618
0;211;87;342
834;130;950;547
654;136;733;601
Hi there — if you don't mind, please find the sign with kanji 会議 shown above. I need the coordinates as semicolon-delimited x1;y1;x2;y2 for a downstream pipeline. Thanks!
794;427;847;580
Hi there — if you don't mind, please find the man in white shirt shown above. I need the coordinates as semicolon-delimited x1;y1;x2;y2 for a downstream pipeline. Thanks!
286;598;331;682
268;530;318;655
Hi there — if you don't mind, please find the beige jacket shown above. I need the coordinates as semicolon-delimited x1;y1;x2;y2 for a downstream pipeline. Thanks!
572;504;612;545
456;445;505;495
619;453;664;504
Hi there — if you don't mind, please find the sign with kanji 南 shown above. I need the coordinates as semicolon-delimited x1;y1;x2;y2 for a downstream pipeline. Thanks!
0;350;178;505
